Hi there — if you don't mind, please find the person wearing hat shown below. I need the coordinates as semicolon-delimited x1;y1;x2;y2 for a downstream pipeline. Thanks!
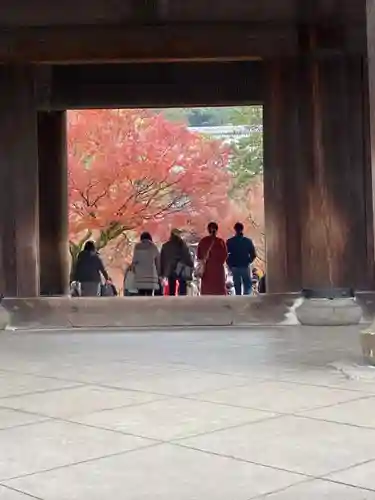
160;229;194;296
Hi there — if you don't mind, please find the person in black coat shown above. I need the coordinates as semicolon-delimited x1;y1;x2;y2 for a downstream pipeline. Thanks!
226;222;257;295
160;229;194;296
73;241;109;296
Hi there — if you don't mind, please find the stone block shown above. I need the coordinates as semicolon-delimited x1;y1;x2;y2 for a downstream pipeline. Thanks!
360;331;375;365
355;292;375;322
0;304;10;329
1;294;299;330
296;298;362;326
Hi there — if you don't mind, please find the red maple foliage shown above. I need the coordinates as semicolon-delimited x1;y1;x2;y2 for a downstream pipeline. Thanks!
68;109;232;264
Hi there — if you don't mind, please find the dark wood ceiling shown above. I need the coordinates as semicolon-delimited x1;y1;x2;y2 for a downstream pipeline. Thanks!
0;0;365;27
0;0;366;63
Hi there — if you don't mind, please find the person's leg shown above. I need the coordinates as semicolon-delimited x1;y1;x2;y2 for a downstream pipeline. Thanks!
241;267;252;295
178;279;187;296
168;276;177;296
231;268;242;296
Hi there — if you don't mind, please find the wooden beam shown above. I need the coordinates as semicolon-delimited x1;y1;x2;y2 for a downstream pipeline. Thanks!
42;61;264;109
131;0;158;21
0;0;365;27
0;23;296;63
47;82;264;110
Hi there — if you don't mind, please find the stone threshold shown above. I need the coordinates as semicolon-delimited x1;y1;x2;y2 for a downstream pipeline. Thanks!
0;294;299;330
0;292;374;331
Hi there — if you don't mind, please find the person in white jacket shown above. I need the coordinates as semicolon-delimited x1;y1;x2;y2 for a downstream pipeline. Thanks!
131;232;160;296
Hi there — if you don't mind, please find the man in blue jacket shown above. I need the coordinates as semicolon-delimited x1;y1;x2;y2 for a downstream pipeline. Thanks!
227;222;257;295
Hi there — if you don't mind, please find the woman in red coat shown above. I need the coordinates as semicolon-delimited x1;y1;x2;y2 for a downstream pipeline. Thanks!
197;222;228;295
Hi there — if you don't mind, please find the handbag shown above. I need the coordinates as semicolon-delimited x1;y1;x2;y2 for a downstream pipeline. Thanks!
100;283;116;297
195;240;215;278
124;268;137;294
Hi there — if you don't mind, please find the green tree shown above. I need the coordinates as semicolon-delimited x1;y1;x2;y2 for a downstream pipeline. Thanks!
156;108;189;124
229;106;263;189
186;107;234;127
157;107;235;127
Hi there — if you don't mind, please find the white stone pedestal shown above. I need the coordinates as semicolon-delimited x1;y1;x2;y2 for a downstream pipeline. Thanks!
0;304;10;329
296;298;362;326
360;328;375;365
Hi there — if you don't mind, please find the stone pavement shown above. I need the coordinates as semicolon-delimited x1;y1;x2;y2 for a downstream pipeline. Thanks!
0;326;375;499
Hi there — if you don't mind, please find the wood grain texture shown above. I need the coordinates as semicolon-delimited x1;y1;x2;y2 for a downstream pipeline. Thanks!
0;23;295;63
263;60;303;292
38;111;69;295
0;66;40;297
0;0;365;25
45;61;264;110
264;23;373;291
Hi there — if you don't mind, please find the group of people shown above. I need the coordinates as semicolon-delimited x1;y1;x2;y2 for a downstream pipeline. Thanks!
72;222;261;297
197;221;257;296
123;229;193;297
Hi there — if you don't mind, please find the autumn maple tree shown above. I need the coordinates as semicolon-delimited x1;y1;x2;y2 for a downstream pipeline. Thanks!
68;109;231;265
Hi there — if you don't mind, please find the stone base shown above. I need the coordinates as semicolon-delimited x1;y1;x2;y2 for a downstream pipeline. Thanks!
355;292;375;322
1;294;300;330
360;317;375;365
296;298;362;326
360;332;375;365
0;304;10;330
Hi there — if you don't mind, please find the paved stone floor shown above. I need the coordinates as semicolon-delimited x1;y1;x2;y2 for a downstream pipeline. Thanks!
0;326;375;499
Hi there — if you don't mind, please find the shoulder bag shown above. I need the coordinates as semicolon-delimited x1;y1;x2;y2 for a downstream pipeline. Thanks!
195;239;215;279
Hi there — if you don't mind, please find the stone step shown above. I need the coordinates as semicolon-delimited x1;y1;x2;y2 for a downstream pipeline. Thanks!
0;294;299;330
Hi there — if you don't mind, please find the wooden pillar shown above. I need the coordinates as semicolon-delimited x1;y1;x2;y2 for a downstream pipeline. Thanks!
263;60;302;292
38;111;69;295
299;52;372;290
264;28;374;292
366;0;375;274
0;66;40;297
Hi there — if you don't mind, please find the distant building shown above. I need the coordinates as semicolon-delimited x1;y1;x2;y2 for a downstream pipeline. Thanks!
188;125;261;144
